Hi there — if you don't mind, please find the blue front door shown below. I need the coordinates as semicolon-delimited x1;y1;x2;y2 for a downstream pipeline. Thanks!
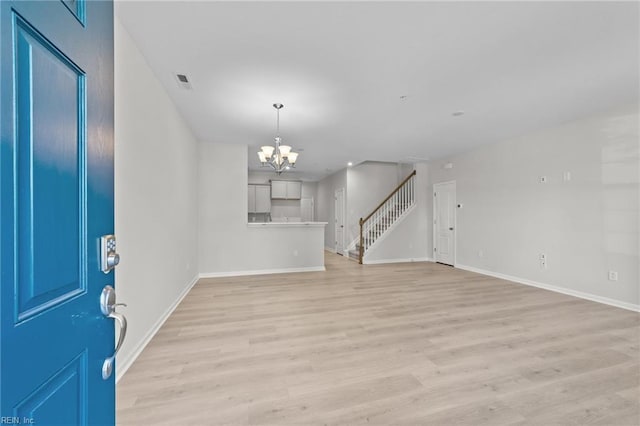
1;1;115;424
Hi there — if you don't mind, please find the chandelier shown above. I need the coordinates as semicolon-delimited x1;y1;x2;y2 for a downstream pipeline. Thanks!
257;103;299;174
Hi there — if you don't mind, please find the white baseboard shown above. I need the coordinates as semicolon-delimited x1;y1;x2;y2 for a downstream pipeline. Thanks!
199;266;325;279
325;247;350;256
115;273;200;383
456;264;640;313
364;257;430;265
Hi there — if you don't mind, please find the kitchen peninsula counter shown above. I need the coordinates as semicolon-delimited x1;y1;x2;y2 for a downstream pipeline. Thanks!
247;222;327;228
207;222;328;275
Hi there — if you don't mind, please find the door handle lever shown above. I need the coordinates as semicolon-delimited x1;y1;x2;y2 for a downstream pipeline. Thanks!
102;310;127;380
100;285;128;380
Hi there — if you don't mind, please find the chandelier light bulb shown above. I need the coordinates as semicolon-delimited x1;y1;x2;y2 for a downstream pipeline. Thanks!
279;145;292;158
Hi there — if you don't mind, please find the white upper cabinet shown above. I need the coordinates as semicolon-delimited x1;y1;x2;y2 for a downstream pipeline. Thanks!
286;181;302;200
271;180;302;200
270;180;288;199
248;184;271;213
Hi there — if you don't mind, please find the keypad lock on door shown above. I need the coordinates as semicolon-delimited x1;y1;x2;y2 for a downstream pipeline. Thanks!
100;234;120;273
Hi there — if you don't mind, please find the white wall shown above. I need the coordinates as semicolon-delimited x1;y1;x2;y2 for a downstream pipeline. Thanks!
300;181;318;222
271;200;300;220
114;18;199;378
316;169;347;251
199;143;325;273
302;181;318;199
428;105;639;309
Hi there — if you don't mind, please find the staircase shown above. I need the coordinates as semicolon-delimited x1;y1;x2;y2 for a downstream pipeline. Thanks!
349;170;416;264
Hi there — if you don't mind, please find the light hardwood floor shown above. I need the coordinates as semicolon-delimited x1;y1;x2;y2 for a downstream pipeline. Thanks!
117;252;639;425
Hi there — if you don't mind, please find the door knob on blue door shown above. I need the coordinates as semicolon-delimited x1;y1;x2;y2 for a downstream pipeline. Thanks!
107;252;120;269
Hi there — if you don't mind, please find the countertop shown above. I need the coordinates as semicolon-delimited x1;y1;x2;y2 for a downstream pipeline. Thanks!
247;222;328;228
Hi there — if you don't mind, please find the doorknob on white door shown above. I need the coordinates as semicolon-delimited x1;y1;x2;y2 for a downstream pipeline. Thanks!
449;227;454;230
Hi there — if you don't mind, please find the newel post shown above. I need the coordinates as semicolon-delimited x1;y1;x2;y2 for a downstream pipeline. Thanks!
358;218;364;264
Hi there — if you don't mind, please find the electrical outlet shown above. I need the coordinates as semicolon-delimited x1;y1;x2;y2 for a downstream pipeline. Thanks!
540;253;547;269
539;176;547;184
608;271;618;281
478;250;484;258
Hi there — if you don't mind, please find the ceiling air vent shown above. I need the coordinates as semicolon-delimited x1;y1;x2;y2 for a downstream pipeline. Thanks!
174;73;192;90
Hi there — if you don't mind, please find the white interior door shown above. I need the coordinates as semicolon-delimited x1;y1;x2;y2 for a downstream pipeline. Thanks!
335;188;345;255
434;181;456;265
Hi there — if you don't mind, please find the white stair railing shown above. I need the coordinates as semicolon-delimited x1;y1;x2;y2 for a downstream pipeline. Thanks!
358;171;416;264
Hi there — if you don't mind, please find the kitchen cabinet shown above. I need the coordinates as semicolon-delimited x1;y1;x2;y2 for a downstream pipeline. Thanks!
248;184;271;213
271;180;302;200
255;185;271;212
270;180;288;199
287;181;302;199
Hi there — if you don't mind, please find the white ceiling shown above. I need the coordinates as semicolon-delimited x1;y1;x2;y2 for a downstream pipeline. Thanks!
116;1;639;181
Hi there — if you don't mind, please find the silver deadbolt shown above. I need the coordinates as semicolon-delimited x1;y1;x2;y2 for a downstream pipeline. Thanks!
100;285;127;380
100;234;120;273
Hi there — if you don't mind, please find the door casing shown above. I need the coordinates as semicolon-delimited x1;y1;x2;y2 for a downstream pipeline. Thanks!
433;180;456;266
334;188;345;255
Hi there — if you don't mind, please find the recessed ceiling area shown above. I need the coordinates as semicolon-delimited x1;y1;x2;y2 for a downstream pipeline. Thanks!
116;1;639;181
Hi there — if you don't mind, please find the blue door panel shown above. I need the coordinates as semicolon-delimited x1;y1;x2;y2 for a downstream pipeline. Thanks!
61;0;86;26
1;1;114;424
15;16;86;320
14;351;87;424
